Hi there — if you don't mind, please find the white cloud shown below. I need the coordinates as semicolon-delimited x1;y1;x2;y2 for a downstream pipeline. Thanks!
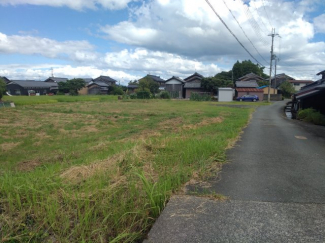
0;0;136;10
0;64;139;85
0;32;97;61
314;14;325;33
99;0;325;80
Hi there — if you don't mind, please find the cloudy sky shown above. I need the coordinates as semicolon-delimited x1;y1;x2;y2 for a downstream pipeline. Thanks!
0;0;324;84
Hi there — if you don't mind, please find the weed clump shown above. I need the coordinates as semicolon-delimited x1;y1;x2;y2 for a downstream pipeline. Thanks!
297;108;325;125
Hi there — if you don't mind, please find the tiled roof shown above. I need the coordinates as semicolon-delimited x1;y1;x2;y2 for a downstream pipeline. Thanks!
165;76;185;83
235;81;258;88
236;88;264;92
94;76;117;83
184;82;202;88
147;74;166;83
238;73;263;81
184;72;204;82
127;84;138;88
88;81;109;87
45;77;68;83
289;80;314;84
9;80;58;88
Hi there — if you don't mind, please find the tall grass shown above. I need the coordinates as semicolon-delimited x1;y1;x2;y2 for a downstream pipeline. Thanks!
0;99;257;242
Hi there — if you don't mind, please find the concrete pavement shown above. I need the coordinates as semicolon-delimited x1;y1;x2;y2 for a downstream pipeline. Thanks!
145;101;325;242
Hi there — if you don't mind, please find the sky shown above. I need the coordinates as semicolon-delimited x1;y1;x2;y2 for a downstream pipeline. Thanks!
0;0;324;85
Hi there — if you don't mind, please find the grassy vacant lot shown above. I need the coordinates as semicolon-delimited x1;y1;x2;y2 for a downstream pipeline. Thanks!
1;97;260;242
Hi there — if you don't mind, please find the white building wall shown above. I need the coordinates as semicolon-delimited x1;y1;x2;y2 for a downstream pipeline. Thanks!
218;88;233;102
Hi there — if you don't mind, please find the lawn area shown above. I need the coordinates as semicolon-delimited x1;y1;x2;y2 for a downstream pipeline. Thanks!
0;98;260;242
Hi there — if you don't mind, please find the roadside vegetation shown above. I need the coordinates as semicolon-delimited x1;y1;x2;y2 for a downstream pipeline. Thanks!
1;98;260;242
297;108;325;126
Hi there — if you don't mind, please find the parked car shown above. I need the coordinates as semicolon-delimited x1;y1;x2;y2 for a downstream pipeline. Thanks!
236;95;259;102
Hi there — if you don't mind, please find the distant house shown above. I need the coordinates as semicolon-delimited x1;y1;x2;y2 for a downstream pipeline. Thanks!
93;76;117;86
292;70;325;116
165;76;185;98
44;77;68;83
235;81;263;101
87;81;109;95
271;73;294;88
0;76;10;84
238;73;264;83
289;80;314;91
6;80;58;95
127;84;138;93
257;85;278;94
138;75;166;90
183;72;205;99
78;78;94;95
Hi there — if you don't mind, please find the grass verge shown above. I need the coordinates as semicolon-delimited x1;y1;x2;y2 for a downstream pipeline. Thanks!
0;99;259;242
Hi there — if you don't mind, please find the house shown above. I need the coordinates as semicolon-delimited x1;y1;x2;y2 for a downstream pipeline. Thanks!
165;76;185;98
44;77;68;83
0;76;10;84
257;85;278;94
6;80;58;95
138;74;166;90
78;78;94;95
235;81;264;101
238;72;264;83
271;73;294;88
127;84;138;94
87;81;109;95
288;80;314;91
183;72;205;99
291;70;325;116
93;76;117;86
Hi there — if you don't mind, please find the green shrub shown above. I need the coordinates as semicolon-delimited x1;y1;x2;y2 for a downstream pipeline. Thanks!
190;93;211;101
137;91;151;99
158;91;171;99
297;108;325;125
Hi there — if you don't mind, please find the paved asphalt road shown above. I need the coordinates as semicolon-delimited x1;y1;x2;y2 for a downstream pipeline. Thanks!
145;101;325;242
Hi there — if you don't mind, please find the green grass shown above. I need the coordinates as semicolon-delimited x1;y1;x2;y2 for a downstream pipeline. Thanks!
2;95;118;105
0;99;261;242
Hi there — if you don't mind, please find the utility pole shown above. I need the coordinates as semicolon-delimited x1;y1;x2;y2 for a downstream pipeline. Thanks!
273;56;278;94
267;28;279;102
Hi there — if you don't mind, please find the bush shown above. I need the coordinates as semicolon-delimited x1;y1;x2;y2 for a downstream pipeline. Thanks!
137;91;151;99
158;91;171;99
130;93;137;99
297;108;325;126
190;93;211;101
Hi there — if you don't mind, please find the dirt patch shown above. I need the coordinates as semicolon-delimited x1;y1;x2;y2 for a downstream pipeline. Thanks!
183;117;223;130
159;117;183;130
17;160;42;171
60;153;125;184
83;126;99;133
1;142;21;152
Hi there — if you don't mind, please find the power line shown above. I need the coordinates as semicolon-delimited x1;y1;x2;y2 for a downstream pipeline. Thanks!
242;4;269;45
204;0;265;67
261;0;273;29
221;0;269;66
250;0;270;33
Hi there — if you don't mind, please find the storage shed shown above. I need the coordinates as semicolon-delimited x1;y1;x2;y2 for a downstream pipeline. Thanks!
218;88;233;102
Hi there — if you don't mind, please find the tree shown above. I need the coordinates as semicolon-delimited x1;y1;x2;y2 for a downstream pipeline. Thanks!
279;80;295;98
0;78;6;100
138;76;159;94
231;60;268;84
58;78;86;95
128;80;138;85
201;77;233;93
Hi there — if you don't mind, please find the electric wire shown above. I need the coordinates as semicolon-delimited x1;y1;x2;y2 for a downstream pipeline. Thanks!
204;0;265;67
261;0;273;29
251;0;270;33
242;4;269;45
222;0;269;66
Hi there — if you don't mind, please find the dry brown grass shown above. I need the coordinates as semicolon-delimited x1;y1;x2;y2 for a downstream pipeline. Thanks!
1;142;21;152
17;160;42;171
